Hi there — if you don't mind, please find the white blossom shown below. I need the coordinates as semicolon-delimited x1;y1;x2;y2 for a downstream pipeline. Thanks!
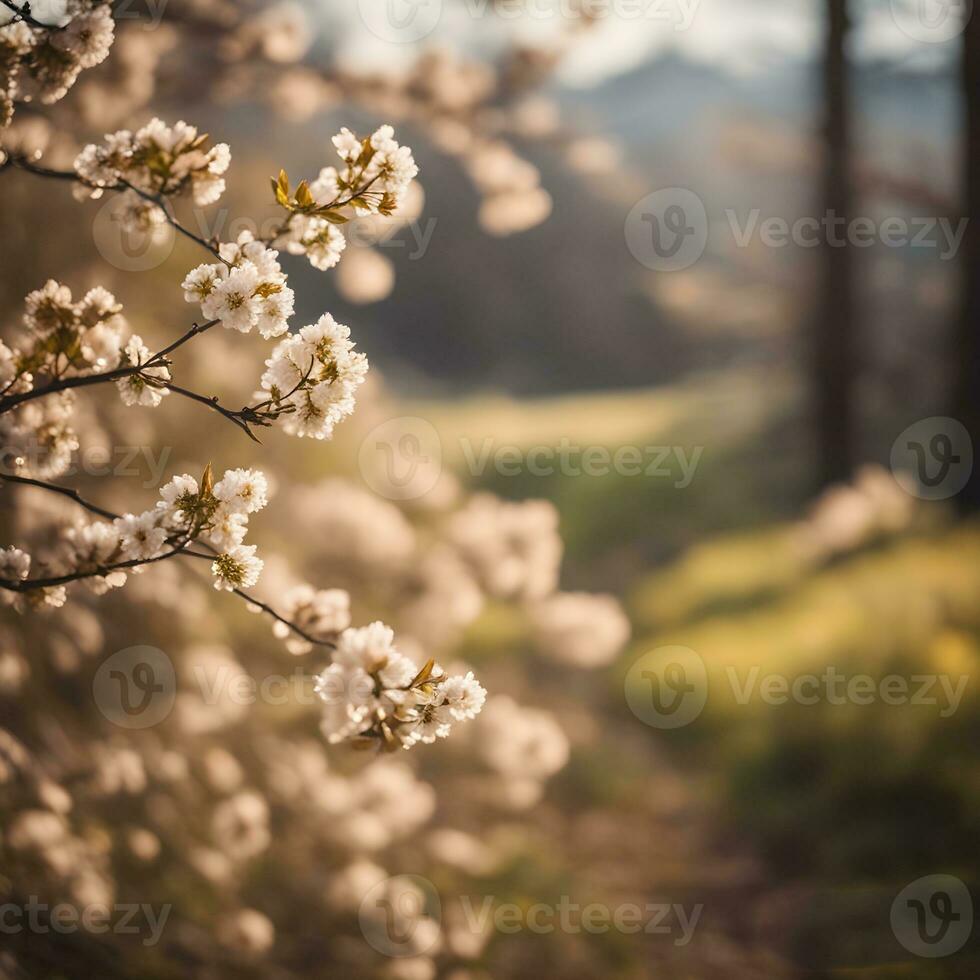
315;622;484;750
213;468;269;515
447;494;562;601
182;263;228;304
185;232;293;338
0;548;31;608
331;127;361;162
157;474;199;524
273;585;350;654
211;544;264;592
116;335;170;408
208;510;248;552
0;546;30;582
204;262;261;333
258;314;367;440
113;511;168;563
73;118;230;204
439;671;487;721
50;5;114;70
276;213;346;271
530;592;631;669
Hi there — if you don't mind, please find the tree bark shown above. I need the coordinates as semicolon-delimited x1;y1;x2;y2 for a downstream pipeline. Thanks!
813;0;856;489
956;9;980;511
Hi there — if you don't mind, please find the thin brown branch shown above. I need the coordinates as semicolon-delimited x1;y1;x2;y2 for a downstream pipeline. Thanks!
0;473;119;521
1;156;221;258
118;177;222;258
156;381;262;442
0;478;334;648
0;320;219;415
0;537;195;590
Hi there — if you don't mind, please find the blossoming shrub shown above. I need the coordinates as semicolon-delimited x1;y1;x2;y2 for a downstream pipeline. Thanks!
0;4;639;978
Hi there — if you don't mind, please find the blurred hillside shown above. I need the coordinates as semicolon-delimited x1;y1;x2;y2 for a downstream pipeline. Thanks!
262;49;959;413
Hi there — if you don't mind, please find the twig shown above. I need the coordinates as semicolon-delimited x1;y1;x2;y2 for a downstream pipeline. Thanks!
0;478;335;648
119;178;222;258
0;537;196;590
0;156;221;259
156;381;261;442
0;320;219;415
0;473;118;521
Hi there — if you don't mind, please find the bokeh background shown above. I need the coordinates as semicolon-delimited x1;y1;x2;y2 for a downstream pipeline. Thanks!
1;0;979;977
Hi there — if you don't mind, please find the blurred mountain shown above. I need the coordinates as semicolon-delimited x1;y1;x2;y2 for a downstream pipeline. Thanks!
265;49;955;397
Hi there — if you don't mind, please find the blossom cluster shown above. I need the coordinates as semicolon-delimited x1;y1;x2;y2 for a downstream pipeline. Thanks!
447;493;563;601
12;279;127;383
273;124;419;271
256;313;367;440
0;388;77;480
800;463;917;561
182;231;294;339
102;466;266;593
530;591;632;669
0;544;49;609
0;541;64;610
0;467;269;605
315;622;486;751
0;1;113;126
272;584;351;654
0;282;122;479
73;116;230;214
115;334;171;407
0;282;177;480
477;695;570;809
281;476;631;672
161;466;269;591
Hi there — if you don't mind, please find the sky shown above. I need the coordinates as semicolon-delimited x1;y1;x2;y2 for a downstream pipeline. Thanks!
323;0;962;86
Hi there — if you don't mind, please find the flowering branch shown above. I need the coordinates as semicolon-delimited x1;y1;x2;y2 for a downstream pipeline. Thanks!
0;103;488;751
1;3;113;129
0;318;219;415
0;154;221;258
0;472;118;520
153;380;262;443
0;0;66;30
0;472;335;648
0;535;195;590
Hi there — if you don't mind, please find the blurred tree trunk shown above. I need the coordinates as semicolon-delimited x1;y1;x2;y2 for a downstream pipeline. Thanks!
956;10;980;511
813;0;855;488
